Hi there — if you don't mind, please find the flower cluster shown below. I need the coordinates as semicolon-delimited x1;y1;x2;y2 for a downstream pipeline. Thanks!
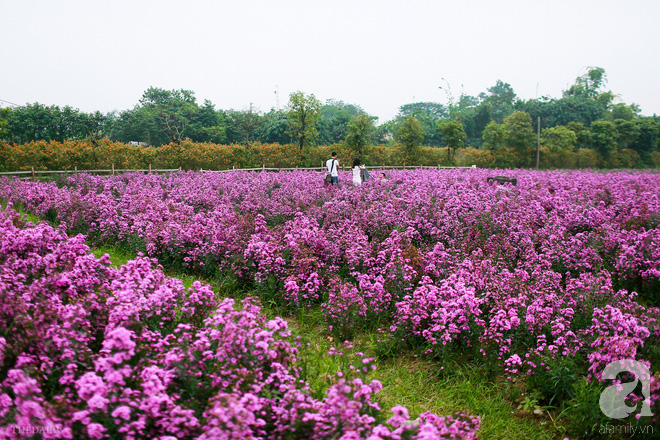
2;168;660;416
0;205;479;439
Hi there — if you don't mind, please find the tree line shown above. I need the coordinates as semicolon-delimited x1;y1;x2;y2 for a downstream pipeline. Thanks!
1;67;659;168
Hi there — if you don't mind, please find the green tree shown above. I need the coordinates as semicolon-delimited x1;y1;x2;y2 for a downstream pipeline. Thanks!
480;80;517;123
346;113;377;154
613;119;640;151
139;87;200;145
588;120;617;163
541;125;577;152
228;109;262;144
395;116;425;160
608;102;640;121
78;110;110;146
317;100;364;144
0;108;11;140
503;111;536;167
564;66;607;99
5;103;92;143
286;91;322;151
398;102;447;119
255;109;290;144
566;121;591;149
629;118;659;166
482;121;504;150
186;100;227;144
438;120;466;164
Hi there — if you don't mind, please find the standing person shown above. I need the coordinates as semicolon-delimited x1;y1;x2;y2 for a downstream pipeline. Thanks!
326;152;339;186
352;158;365;186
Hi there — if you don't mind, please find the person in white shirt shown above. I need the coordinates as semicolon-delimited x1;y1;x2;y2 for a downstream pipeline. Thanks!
352;158;365;186
326;152;339;186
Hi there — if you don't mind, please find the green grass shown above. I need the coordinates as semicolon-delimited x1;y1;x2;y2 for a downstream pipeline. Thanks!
0;200;42;225
281;308;559;440
89;244;136;269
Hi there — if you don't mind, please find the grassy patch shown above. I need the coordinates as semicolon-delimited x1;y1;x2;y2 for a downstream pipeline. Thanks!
89;244;136;269
0;200;42;225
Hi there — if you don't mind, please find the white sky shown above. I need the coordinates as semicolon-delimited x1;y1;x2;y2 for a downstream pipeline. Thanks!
3;0;659;122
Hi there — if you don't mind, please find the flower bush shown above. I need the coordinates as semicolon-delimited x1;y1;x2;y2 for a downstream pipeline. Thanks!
0;206;479;439
2;167;660;433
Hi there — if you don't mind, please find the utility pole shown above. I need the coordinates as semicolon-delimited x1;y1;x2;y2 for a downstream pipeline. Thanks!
536;116;541;169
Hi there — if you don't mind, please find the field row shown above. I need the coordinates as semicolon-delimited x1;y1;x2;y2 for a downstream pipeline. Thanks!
2;168;659;436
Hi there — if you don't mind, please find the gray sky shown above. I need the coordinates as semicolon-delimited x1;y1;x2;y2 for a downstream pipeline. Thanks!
3;0;659;122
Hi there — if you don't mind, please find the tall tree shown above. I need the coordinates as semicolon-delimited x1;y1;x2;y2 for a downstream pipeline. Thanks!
186;100;227;144
588;120;617;162
629;118;659;165
228;109;262;144
255;109;290;144
345;114;377;154
0;107;11;140
397;102;447;119
564;66;607;99
482;121;505;150
438;120;466;163
318;99;363;144
503;111;536;167
395;116;425;160
139;87;200;145
480;80;517;123
541;125;577;152
285;91;322;151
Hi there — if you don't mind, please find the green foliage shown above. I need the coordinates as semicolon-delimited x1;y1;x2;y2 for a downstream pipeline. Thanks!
503;111;536;167
139;87;200;145
317;99;364;145
5;103;108;144
254;109;290;144
227;109;262;144
345;114;377;154
394;116;425;160
588;120;618;164
613;118;640;151
563;66;607;99
437;120;466;164
286;91;322;152
0;108;11;140
480;79;517;124
482;121;504;150
541;125;577;152
186;100;227;144
629;118;660;165
608;102;640;121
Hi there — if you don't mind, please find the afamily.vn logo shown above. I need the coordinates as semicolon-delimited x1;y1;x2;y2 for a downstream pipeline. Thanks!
599;359;654;419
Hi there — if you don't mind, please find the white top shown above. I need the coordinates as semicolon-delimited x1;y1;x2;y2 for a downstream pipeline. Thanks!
352;166;363;186
326;158;338;176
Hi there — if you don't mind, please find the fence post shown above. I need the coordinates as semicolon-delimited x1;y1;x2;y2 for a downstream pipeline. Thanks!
31;166;36;181
149;163;152;173
74;165;78;173
112;164;115;175
262;164;265;171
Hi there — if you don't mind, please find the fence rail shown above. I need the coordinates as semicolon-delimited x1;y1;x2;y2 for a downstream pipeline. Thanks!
0;164;477;179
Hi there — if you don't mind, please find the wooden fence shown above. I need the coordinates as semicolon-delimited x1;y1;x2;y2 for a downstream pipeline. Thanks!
0;164;477;180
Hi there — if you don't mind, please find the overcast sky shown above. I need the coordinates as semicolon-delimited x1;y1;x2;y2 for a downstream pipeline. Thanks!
3;0;659;122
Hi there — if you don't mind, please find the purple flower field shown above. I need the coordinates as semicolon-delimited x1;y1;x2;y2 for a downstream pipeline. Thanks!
2;167;660;437
0;206;479;439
